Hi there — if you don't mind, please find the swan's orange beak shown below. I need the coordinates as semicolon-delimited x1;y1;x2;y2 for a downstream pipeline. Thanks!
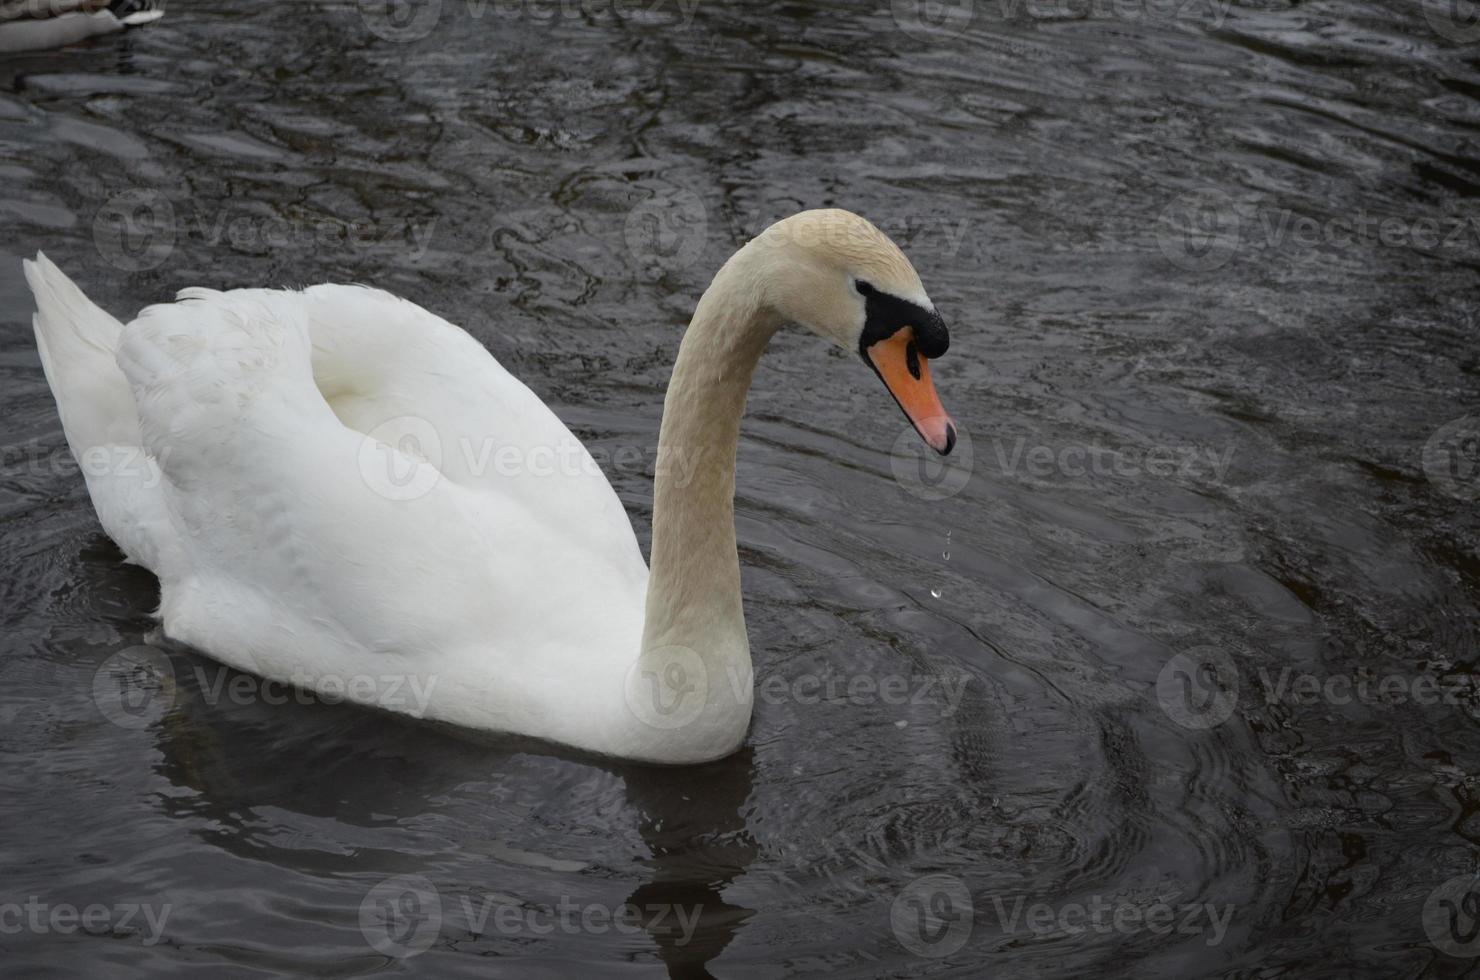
864;327;956;455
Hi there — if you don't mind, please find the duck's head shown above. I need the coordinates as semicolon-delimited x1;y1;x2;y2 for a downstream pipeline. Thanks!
748;208;956;455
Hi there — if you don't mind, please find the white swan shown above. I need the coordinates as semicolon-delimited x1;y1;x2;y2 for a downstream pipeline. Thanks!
27;208;956;764
0;0;162;54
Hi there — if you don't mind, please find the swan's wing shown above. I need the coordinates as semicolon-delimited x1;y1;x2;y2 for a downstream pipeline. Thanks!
113;294;472;677
294;284;648;586
117;290;325;488
117;283;646;580
114;286;648;672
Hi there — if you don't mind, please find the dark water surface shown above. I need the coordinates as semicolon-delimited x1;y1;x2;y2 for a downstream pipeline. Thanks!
3;0;1480;976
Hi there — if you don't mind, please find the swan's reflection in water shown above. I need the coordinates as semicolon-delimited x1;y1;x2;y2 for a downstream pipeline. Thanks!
621;748;757;980
144;643;756;978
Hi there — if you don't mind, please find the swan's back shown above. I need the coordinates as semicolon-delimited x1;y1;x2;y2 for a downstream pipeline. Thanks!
27;256;651;738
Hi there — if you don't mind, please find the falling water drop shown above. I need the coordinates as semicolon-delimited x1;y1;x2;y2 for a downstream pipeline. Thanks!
933;529;951;599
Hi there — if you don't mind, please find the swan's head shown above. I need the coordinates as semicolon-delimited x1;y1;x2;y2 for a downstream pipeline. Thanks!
750;209;956;455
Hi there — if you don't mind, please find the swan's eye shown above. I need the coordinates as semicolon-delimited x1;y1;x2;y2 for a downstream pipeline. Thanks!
855;280;875;296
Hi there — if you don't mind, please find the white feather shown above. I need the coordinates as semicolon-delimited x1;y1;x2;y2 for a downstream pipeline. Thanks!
30;255;650;751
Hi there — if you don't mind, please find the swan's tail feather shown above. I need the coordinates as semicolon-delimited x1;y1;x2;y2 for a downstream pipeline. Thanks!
24;252;139;453
24;254;179;573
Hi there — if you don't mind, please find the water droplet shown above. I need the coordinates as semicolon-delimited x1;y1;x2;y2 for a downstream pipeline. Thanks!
930;587;942;599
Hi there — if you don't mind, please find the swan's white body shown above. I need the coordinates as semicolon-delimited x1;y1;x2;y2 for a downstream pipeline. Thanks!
27;209;951;764
0;0;162;54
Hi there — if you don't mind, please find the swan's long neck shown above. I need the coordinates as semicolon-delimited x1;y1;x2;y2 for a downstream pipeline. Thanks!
634;248;780;758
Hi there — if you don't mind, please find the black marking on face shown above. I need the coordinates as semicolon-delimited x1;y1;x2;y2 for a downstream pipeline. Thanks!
855;279;949;359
